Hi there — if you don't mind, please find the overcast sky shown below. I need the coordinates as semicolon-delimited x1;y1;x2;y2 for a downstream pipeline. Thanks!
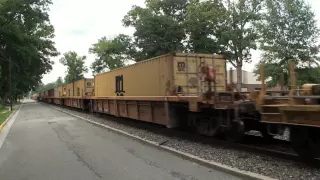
42;0;320;84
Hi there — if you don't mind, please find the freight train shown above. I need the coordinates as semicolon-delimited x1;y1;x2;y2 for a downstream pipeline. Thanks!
37;52;320;160
259;60;320;160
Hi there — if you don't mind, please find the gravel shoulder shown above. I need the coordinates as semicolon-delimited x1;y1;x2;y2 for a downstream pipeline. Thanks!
48;104;320;180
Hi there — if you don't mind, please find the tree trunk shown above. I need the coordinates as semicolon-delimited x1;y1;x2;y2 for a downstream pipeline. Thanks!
236;65;242;92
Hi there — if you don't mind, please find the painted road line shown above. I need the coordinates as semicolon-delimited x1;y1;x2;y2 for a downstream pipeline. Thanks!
0;104;22;149
47;104;276;180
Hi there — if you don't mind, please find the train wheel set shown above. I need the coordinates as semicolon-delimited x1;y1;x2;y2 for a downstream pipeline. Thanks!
37;52;320;161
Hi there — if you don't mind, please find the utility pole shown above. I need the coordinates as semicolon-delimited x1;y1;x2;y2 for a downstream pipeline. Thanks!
9;56;12;111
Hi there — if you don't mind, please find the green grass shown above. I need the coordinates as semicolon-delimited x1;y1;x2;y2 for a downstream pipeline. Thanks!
0;111;13;126
0;104;5;112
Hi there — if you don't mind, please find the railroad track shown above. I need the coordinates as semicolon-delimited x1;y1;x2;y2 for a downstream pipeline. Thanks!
47;103;320;168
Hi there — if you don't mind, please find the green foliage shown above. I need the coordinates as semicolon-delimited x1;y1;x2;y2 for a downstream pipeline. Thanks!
122;0;188;61
87;0;319;89
184;0;227;53
89;34;136;74
222;0;262;66
254;63;320;88
55;76;63;86
59;51;88;84
0;0;58;102
34;82;56;93
33;77;64;94
184;0;262;91
0;104;4;111
91;0;262;82
295;67;320;86
184;0;262;60
254;0;320;87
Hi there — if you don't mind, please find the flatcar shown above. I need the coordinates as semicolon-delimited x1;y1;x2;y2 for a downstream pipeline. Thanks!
258;60;320;159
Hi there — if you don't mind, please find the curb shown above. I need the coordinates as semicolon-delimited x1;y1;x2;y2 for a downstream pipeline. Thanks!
47;104;276;180
0;105;20;132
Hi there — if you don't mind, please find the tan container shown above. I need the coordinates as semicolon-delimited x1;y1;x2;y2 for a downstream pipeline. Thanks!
61;78;94;98
72;78;94;97
94;52;226;97
85;79;94;96
65;82;74;97
54;87;59;97
57;85;64;97
73;79;84;97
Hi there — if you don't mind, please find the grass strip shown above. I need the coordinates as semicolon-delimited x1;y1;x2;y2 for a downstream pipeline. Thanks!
0;110;13;126
0;104;5;112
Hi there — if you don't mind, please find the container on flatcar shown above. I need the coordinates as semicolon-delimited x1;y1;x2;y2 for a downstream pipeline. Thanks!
85;79;94;96
54;87;59;97
94;52;226;97
62;78;94;98
58;78;94;108
44;90;48;97
65;82;73;97
57;85;65;97
52;87;61;104
73;78;94;97
48;88;55;97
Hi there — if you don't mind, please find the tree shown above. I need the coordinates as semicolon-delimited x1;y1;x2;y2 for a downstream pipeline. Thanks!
89;34;136;74
59;51;88;84
254;0;320;87
184;0;227;53
122;0;188;61
35;82;56;93
221;0;262;91
0;0;58;104
183;0;262;91
55;76;63;86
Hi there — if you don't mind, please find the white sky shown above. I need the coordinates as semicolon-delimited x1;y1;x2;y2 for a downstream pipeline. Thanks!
42;0;320;84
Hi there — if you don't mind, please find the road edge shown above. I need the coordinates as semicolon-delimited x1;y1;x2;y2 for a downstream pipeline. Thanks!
0;105;20;132
47;104;276;180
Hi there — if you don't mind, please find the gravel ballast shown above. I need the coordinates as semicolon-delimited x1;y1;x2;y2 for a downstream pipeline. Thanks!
49;105;320;180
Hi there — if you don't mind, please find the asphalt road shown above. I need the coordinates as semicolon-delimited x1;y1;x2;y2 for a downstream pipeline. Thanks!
0;100;242;180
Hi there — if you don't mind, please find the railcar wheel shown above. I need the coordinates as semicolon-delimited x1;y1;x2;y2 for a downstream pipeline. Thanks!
260;125;274;141
188;113;220;137
196;117;220;137
307;128;320;159
225;119;245;142
290;126;320;160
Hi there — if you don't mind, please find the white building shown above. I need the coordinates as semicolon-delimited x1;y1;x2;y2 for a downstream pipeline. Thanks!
226;69;278;92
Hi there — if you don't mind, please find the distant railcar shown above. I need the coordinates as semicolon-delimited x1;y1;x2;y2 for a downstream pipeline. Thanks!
57;78;94;109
